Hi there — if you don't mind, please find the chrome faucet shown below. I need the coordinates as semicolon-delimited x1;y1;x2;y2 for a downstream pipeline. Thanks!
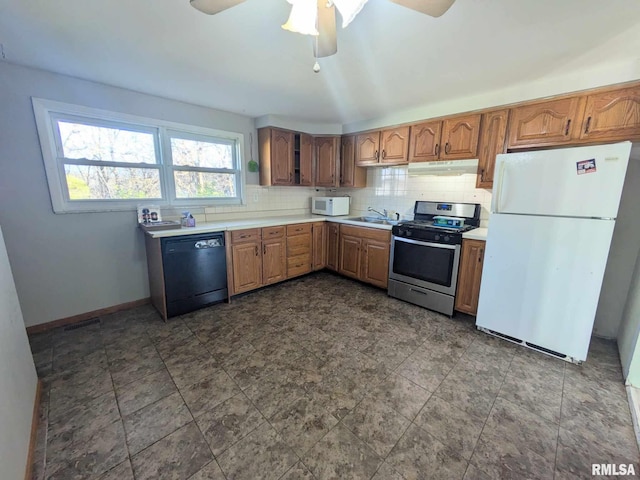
368;207;388;219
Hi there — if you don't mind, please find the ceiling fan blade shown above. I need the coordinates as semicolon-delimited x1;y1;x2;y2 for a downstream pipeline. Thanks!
189;0;246;15
388;0;455;17
314;0;337;58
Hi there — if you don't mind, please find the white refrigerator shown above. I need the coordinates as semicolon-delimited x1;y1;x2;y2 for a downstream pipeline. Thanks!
476;142;633;363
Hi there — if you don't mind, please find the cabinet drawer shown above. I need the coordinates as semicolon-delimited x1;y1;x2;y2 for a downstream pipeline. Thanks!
287;255;311;277
262;226;285;239
231;228;261;243
287;223;312;236
287;233;312;257
340;224;391;243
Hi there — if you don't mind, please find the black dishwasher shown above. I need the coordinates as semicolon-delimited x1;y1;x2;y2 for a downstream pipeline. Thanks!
161;232;227;318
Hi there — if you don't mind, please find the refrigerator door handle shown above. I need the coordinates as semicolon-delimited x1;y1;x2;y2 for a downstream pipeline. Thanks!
494;160;507;213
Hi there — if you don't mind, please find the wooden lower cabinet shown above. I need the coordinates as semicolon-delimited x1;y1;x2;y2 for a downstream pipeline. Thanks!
312;222;326;270
326;223;340;271
338;224;391;289
286;223;312;278
454;239;486;315
262;238;286;285
338;234;361;279
361;239;390;288
231;240;262;294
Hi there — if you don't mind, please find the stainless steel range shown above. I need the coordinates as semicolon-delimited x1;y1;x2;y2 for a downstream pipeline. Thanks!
388;201;481;316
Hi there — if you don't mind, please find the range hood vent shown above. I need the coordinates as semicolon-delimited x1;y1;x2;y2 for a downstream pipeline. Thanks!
408;159;479;176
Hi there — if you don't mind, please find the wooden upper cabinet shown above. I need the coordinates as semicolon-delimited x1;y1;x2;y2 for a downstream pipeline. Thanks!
507;97;585;148
476;109;509;189
380;127;410;165
355;132;380;166
440;114;481;160
270;128;294;185
299;133;313;186
340;135;367;188
315;136;338;187
580;85;640;141
409;121;442;162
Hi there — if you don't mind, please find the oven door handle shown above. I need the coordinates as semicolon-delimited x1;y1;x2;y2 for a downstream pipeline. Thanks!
393;236;458;250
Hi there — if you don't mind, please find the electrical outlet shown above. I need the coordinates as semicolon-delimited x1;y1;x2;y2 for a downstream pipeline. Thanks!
253;193;258;202
0;43;6;60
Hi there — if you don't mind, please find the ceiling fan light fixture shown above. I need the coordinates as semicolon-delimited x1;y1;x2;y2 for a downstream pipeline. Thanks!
282;0;319;35
331;0;369;27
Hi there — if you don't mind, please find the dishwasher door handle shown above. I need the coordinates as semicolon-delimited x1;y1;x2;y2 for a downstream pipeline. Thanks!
195;239;223;249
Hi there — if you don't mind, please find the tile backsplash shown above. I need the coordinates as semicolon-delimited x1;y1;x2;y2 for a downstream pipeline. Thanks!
160;167;491;227
340;167;492;226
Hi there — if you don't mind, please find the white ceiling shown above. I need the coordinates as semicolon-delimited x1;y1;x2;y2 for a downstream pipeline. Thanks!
1;0;640;125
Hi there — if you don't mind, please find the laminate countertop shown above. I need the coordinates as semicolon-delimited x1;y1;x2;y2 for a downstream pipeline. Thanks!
142;214;394;238
462;227;488;241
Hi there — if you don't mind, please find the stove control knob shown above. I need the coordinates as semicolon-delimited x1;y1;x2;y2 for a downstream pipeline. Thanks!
434;234;440;241
444;235;450;242
405;229;412;237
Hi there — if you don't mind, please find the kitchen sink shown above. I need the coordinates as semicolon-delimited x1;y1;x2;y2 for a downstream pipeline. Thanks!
346;216;399;226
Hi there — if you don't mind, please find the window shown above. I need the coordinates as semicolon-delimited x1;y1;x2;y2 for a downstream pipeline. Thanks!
32;98;244;213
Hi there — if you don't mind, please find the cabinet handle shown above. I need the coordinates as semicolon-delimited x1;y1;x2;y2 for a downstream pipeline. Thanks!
444;142;450;154
435;144;440;156
382;150;386;159
478;249;484;263
480;168;485;180
584;116;592;134
301;174;304;182
255;245;259;256
565;119;571;136
374;150;379;160
263;244;266;255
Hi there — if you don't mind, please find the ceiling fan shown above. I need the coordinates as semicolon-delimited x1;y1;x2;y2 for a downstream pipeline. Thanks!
189;0;456;58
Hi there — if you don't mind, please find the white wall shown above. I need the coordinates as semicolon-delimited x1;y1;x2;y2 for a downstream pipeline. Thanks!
0;226;38;480
618;253;640;384
0;62;262;327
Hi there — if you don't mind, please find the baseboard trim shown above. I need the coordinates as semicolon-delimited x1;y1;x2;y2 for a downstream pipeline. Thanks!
26;297;151;335
24;379;42;480
626;385;640;452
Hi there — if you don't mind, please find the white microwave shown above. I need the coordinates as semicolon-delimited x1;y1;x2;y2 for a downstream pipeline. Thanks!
312;197;350;216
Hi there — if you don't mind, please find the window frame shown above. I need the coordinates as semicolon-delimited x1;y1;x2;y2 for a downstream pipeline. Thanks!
32;98;245;213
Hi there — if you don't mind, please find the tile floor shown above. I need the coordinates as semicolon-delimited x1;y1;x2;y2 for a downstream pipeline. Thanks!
28;272;639;480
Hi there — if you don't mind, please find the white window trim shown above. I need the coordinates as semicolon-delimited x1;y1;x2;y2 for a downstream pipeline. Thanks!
32;97;245;213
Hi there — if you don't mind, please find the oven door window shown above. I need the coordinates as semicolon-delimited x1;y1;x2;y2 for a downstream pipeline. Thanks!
392;239;455;287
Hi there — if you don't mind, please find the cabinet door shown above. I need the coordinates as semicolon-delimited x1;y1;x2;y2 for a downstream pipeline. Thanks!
271;128;294;185
232;241;262;294
507;98;585;148
312;223;326;270
408;121;442;162
380;126;410;165
361;239;390;288
355;132;380;166
476;109;509;189
580;86;640;142
326;223;340;271
454;239;485;315
338;234;361;279
441;114;481;160
299;133;314;186
340;135;367;187
262;239;286;285
315;137;338;187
